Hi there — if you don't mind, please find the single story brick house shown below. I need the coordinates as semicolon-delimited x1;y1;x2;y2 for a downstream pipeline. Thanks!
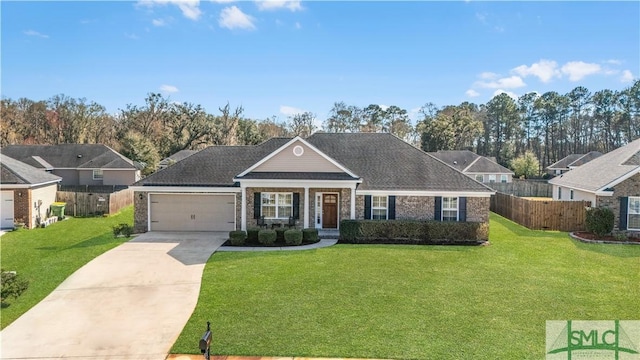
430;150;514;183
1;154;62;229
549;138;640;232
1;144;140;186
130;133;494;233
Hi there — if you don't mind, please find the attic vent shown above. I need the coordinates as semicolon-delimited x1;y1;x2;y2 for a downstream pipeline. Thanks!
77;154;83;158
453;161;457;165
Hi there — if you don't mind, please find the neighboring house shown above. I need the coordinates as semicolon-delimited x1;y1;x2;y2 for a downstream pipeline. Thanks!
549;138;640;232
546;151;602;176
1;144;140;186
1;154;62;229
157;150;198;171
430;150;514;184
131;133;495;233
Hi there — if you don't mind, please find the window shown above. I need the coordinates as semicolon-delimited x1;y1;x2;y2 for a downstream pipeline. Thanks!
558;187;562;200
488;175;496;183
372;196;387;220
442;197;458;221
475;174;484;182
92;169;103;180
628;197;640;230
500;175;508;183
261;192;292;219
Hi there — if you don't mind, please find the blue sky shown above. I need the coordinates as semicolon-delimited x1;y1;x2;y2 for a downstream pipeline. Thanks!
2;1;639;125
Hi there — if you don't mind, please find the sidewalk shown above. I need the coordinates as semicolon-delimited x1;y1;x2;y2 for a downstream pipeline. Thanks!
217;239;338;252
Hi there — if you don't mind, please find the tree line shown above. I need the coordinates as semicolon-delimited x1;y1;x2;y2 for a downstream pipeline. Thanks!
1;79;638;176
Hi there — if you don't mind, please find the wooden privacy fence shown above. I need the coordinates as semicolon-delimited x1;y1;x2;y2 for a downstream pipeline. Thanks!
56;188;133;217
488;179;552;198
490;192;590;231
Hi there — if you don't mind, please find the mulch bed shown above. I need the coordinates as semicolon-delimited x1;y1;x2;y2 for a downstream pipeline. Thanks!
571;231;640;245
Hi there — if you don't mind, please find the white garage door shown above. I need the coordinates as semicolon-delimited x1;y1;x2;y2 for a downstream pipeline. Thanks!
149;194;235;231
1;191;15;229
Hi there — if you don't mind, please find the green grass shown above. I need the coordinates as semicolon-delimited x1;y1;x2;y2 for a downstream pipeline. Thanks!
173;213;640;359
0;206;134;328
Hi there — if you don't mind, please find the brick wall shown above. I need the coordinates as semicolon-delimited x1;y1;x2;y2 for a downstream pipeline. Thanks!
245;187;306;229
133;191;148;233
596;173;640;232
308;188;352;228
13;189;32;228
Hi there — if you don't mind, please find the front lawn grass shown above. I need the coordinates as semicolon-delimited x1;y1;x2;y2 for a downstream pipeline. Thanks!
0;206;133;328
173;213;640;359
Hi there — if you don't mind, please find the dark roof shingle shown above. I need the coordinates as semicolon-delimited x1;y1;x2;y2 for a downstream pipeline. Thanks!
1;155;61;185
1;144;136;169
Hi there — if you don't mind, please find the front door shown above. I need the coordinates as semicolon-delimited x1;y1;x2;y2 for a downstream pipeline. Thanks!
322;194;338;229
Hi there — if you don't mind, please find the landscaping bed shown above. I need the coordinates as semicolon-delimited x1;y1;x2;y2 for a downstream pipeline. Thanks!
571;231;640;244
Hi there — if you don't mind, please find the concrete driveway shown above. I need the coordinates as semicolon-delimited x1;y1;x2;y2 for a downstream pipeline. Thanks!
0;232;226;360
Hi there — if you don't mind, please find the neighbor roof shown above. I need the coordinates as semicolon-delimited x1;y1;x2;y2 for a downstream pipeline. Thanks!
430;150;513;175
1;155;61;185
137;133;493;193
549;138;640;193
547;151;602;170
1;144;137;169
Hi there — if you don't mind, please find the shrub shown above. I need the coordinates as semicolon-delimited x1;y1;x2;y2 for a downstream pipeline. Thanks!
247;227;260;244
585;207;614;237
112;223;133;238
302;228;319;243
229;230;247;246
1;270;29;303
284;229;303;245
339;219;488;244
275;227;286;242
258;229;277;245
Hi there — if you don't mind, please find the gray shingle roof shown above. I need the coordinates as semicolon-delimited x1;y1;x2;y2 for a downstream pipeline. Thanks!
568;151;602;167
136;133;492;193
159;150;199;166
549;138;640;192
1;155;61;185
1;144;136;169
547;154;583;170
430;150;513;175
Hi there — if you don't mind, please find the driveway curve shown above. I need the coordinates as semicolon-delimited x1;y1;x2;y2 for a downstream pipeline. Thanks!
0;232;226;360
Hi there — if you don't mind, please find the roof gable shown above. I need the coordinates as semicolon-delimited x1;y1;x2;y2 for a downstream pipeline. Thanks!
464;157;514;175
237;137;358;178
547;154;583;170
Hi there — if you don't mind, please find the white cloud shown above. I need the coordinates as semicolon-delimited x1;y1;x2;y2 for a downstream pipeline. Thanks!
137;0;201;20
479;72;498;80
160;84;179;93
152;18;166;26
280;105;305;116
125;32;140;40
604;59;622;65
256;0;302;11
560;61;601;81
211;0;235;3
511;59;559;83
621;70;634;83
476;75;526;89
24;30;49;38
295;21;301;29
219;6;256;30
493;89;518;101
466;89;480;98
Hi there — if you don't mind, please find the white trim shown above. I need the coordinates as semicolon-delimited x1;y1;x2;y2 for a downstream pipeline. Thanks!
129;186;242;193
317;192;340;230
303;187;309;228
371;195;388;220
92;169;104;180
350;184;356;220
358;190;494;197
260;192;294;220
461;157;481;173
236;136;360;178
241;186;247;231
52;167;137;170
441;196;459;222
0;180;61;189
628;196;640;231
595;168;640;194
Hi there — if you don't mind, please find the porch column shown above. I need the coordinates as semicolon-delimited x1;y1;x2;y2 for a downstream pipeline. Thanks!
303;186;309;228
350;185;356;219
241;185;247;231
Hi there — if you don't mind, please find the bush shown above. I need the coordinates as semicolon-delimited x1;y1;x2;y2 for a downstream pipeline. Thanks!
302;228;319;243
339;219;488;244
284;229;303;245
112;223;133;238
229;230;247;246
586;207;614;237
258;229;277;245
1;270;29;303
247;227;260;244
275;227;286;242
